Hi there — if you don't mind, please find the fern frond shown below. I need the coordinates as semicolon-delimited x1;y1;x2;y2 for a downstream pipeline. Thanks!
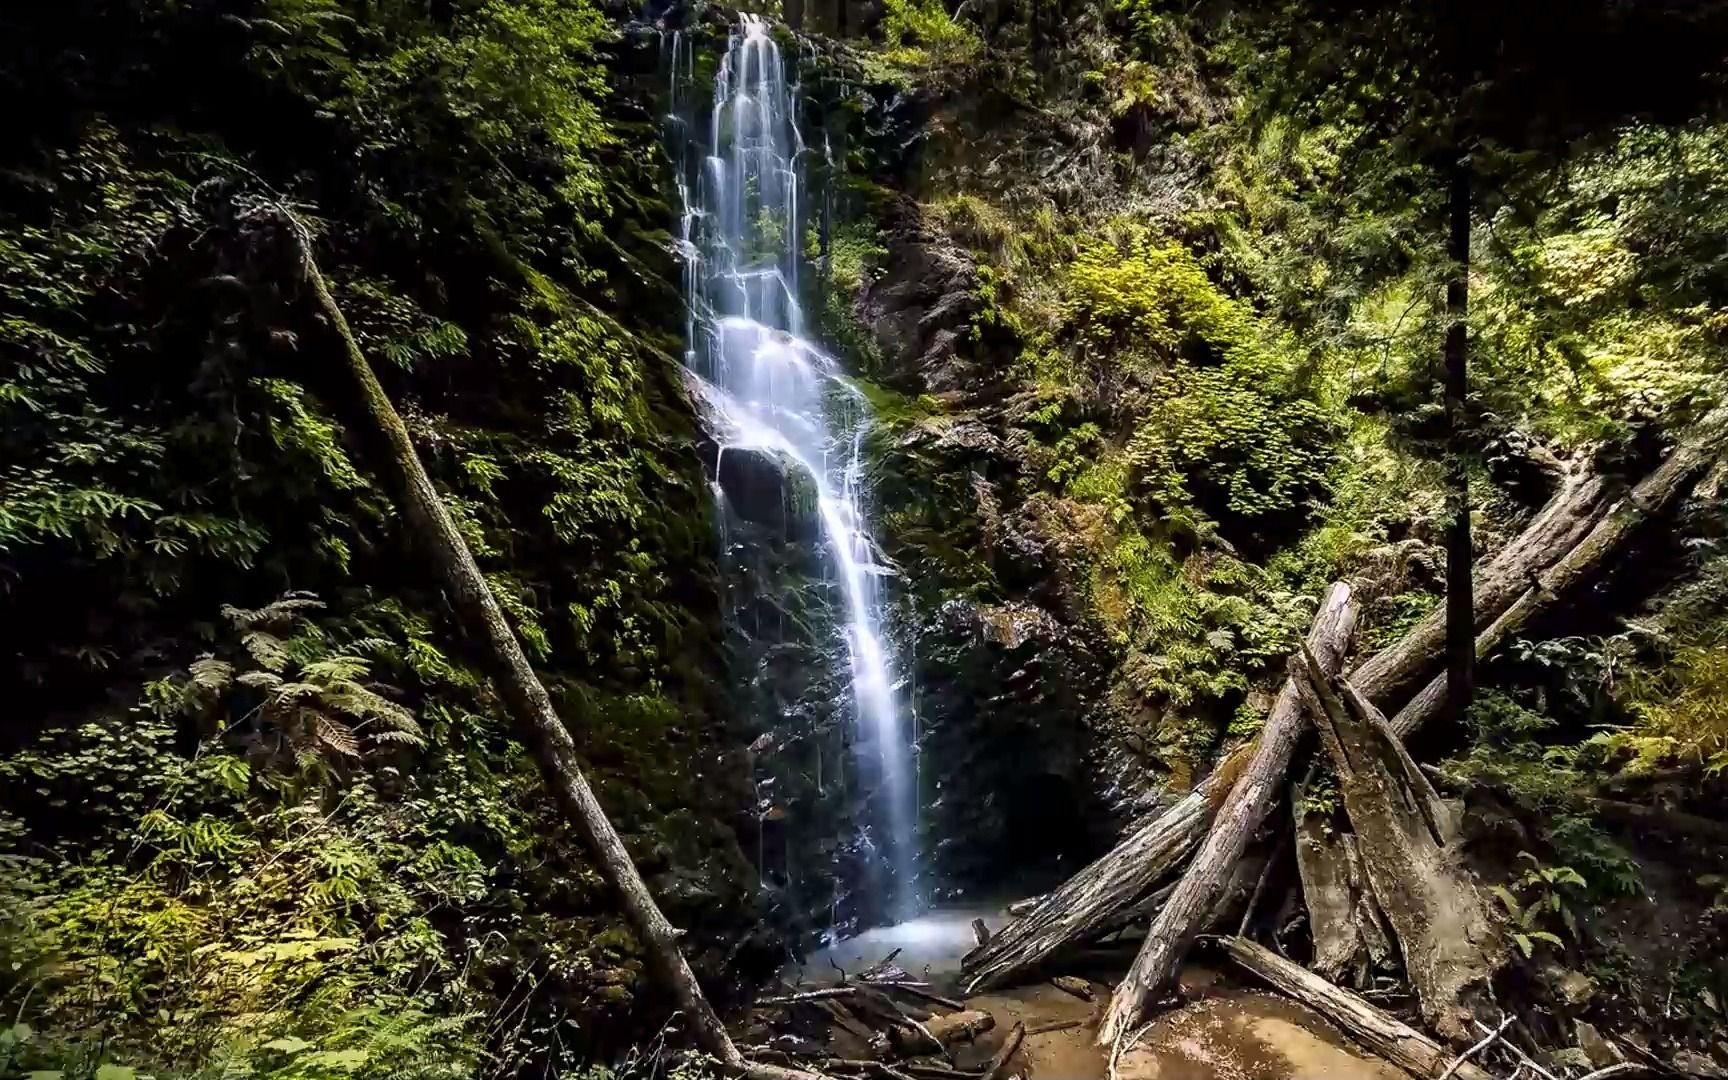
312;712;361;757
243;630;291;672
302;654;371;683
222;591;324;630
189;656;235;692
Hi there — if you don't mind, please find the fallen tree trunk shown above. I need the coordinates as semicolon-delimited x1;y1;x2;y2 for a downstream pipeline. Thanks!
1219;936;1496;1080
1590;798;1728;845
1389;435;1718;737
1293;782;1392;987
1352;460;1611;705
1298;650;1503;1043
961;788;1209;991
1096;583;1358;1046
282;220;815;1080
962;452;1680;992
898;1010;993;1051
964;587;1354;996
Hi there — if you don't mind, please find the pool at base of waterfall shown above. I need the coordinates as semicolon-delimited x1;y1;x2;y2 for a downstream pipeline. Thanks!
774;907;1407;1079
788;904;1012;983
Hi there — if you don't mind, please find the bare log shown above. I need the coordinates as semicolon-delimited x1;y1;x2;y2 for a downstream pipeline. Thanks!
981;1023;1025;1080
1352;460;1611;705
760;988;860;1006
280;225;808;1079
911;1011;995;1049
961;789;1207;991
1026;1019;1085;1036
880;984;965;1012
1049;975;1094;1001
966;585;1355;996
1096;584;1358;1045
1298;651;1502;1043
1293;783;1392;986
1591;798;1728;844
1390;435;1718;738
1219;937;1496;1080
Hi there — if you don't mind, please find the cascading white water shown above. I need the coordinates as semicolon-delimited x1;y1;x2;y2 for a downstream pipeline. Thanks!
666;16;917;918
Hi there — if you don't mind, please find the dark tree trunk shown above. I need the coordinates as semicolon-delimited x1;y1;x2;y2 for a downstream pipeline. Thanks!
1443;147;1474;722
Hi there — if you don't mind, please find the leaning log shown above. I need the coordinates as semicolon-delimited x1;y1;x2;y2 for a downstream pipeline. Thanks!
282;218;819;1080
1219;937;1496;1080
1352;459;1611;705
1389;434;1717;737
1298;651;1503;1043
1096;584;1358;1045
966;584;1355;996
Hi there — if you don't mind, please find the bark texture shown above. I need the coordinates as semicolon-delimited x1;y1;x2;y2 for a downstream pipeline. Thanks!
1293;784;1392;986
1390;434;1717;737
1298;651;1502;1043
1353;458;1610;704
1443;149;1476;720
1220;937;1496;1080
1095;583;1357;1046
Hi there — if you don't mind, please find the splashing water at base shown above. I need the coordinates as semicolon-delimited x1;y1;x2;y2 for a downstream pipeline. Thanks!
666;16;918;918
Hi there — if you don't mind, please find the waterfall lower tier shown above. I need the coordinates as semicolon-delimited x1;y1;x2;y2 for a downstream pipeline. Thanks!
667;15;918;921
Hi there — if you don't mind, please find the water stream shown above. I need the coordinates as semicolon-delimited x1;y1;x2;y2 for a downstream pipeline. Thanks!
665;15;918;919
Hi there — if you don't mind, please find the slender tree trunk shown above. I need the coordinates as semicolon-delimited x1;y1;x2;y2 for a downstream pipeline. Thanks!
281;221;819;1080
1443;146;1474;722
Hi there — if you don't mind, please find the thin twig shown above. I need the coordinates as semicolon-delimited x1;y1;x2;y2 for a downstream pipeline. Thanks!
1238;830;1289;937
758;987;859;1006
1473;1019;1561;1080
1026;1018;1084;1036
1441;1015;1514;1080
877;982;964;1011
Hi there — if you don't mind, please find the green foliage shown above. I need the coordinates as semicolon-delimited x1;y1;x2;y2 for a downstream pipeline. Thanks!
876;0;981;72
1028;224;1342;538
0;0;755;1072
1492;852;1587;958
0;600;482;1079
1442;691;1645;900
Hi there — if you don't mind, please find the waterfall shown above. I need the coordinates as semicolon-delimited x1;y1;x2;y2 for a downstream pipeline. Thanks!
666;17;918;919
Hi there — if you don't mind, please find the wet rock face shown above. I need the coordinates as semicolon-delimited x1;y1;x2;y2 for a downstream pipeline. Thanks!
913;598;1115;893
849;196;1166;890
855;195;993;396
716;445;821;543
